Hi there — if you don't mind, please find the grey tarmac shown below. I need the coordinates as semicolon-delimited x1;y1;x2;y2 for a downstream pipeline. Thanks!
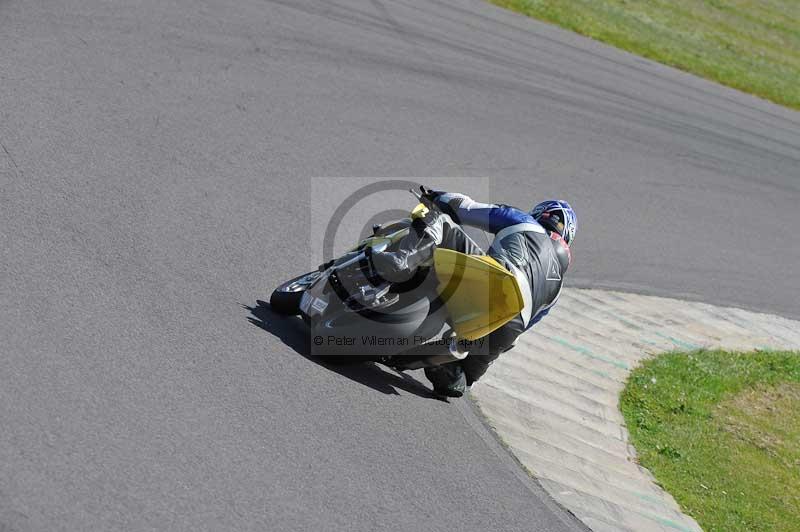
1;0;798;531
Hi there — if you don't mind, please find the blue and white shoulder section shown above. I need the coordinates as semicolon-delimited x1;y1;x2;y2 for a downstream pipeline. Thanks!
433;192;546;236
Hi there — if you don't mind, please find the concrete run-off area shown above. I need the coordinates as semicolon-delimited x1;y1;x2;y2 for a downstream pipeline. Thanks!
471;288;800;532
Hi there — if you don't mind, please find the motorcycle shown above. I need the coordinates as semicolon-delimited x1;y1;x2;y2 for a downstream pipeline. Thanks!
269;190;525;371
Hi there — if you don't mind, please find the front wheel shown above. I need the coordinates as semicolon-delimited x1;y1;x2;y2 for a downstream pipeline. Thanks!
270;271;321;315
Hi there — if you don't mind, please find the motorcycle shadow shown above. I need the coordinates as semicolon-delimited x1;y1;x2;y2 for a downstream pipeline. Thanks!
244;301;445;401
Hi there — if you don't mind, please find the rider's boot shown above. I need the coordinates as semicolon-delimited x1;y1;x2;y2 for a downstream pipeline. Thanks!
425;363;467;398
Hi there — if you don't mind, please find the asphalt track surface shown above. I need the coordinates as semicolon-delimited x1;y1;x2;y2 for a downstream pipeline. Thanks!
2;0;799;530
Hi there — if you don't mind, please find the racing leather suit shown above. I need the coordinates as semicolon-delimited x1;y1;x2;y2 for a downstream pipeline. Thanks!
420;191;572;394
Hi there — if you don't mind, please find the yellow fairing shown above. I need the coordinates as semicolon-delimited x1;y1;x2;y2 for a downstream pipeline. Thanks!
433;248;524;341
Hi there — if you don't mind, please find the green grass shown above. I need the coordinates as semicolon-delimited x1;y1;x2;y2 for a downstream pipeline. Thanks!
490;0;800;110
620;350;800;531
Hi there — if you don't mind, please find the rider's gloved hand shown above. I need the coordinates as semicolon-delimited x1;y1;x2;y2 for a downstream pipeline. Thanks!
419;185;442;204
418;186;463;229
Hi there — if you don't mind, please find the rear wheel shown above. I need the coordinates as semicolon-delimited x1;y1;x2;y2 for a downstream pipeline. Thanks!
270;271;321;315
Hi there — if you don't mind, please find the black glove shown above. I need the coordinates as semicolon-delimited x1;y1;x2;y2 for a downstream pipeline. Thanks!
418;185;463;225
419;185;441;204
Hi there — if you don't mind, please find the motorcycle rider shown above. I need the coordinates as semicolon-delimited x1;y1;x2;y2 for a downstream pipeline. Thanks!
371;187;576;398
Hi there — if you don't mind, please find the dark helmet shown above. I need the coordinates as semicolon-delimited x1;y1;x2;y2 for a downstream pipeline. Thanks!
531;200;577;245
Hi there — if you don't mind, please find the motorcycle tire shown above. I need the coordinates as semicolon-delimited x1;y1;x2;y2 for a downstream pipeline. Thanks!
270;271;320;315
